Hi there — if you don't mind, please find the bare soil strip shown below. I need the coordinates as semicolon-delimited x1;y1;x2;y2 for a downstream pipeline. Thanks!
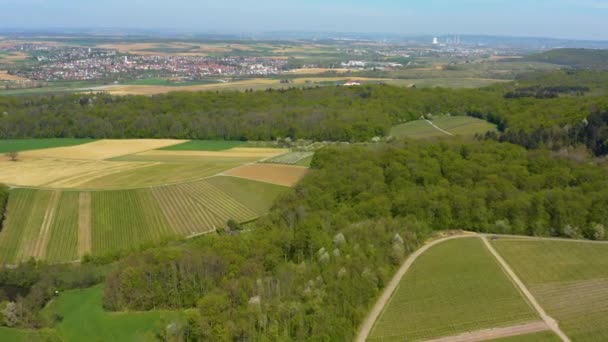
355;234;475;342
32;191;61;260
223;163;309;187
78;192;92;257
481;237;571;342
423;321;550;342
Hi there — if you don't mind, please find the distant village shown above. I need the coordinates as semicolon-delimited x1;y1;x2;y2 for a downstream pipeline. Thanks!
2;44;288;82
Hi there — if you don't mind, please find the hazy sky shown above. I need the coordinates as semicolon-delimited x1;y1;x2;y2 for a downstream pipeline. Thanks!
1;0;607;40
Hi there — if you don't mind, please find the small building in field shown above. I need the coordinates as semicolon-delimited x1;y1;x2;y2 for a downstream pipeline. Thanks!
344;80;361;86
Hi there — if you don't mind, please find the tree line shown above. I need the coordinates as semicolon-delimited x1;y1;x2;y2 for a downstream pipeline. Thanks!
1;70;608;154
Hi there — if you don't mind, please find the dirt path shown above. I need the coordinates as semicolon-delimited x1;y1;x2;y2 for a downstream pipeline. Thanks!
425;119;454;136
78;192;92;257
355;234;474;342
481;237;571;342
424;321;550;342
32;191;61;260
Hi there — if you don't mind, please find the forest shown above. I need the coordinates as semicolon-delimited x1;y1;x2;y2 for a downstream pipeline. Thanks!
1;70;608;154
95;140;608;340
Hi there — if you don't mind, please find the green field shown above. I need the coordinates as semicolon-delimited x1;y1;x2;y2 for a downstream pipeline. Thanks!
91;189;173;254
45;192;79;263
205;176;289;215
390;116;497;139
158;140;245;151
294;155;314;167
368;237;537;342
0;139;95;153
0;189;54;264
492;238;608;341
80;162;241;189
41;285;173;342
0;175;286;262
0;327;56;342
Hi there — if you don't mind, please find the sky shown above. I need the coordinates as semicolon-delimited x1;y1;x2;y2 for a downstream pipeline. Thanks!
0;0;607;41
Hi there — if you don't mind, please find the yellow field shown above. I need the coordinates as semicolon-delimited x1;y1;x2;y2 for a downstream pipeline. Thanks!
100;77;391;95
21;139;185;160
134;147;288;159
0;142;292;189
0;70;28;81
0;157;157;188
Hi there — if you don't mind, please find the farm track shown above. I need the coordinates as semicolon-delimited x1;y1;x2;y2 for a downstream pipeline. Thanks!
481;237;571;342
15;190;51;262
355;233;475;342
32;191;61;260
78;192;92;257
424;119;454;136
423;321;550;342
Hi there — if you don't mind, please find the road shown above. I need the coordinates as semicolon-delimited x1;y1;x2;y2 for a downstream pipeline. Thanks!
424;321;549;342
481;237;571;342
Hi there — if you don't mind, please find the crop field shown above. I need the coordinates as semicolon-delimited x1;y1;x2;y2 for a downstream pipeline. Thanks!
45;192;79;263
159;140;245;151
492;238;608;341
97;77;394;95
0;140;309;262
263;151;314;165
368;237;537;342
390;116;497;139
0;175;291;262
20;139;185;160
90;189;173;254
0;157;158;188
40;285;174;342
0;138;95;153
131;147;288;160
78;162;240;189
224;163;309;186
0;143;288;189
205;176;289;215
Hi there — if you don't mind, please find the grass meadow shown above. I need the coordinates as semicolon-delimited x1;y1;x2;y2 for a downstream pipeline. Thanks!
41;285;174;342
0;139;95;153
390;116;497;139
159;140;245;151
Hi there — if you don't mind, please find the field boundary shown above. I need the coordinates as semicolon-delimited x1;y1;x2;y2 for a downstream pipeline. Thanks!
481;237;571;342
423;321;550;342
78;192;92;257
355;233;475;342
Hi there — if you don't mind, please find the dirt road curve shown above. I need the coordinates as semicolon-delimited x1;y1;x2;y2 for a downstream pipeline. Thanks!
481;237;571;342
424;321;549;342
355;234;473;342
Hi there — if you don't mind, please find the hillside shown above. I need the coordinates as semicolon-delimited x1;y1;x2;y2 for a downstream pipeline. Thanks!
526;48;608;69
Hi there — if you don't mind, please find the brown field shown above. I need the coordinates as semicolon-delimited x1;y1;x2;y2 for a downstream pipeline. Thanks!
223;163;309;187
0;70;28;81
21;139;185;160
135;147;288;159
